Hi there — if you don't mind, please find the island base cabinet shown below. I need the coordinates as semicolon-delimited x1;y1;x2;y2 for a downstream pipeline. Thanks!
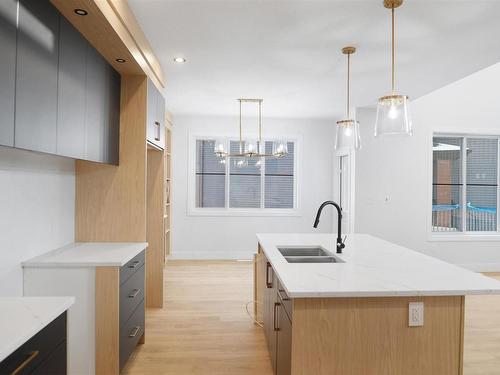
255;247;465;375
291;296;465;375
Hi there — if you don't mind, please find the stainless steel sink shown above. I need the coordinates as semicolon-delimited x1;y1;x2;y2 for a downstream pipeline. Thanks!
284;256;344;263
278;247;330;257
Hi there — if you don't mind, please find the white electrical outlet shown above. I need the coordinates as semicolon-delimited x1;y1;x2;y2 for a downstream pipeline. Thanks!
408;302;424;327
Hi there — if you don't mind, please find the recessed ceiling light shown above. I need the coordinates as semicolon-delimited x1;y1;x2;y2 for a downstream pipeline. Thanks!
74;9;88;16
173;57;186;63
115;58;126;63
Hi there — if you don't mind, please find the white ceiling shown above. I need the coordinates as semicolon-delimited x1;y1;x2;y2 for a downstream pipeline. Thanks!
129;0;500;119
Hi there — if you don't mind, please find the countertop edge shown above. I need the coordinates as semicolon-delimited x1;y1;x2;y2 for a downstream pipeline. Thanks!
0;297;75;362
22;242;148;268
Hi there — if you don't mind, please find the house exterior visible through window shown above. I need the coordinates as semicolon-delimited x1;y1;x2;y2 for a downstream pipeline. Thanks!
432;135;499;233
194;138;297;213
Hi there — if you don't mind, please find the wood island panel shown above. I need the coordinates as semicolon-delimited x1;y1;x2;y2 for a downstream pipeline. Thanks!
292;296;465;375
95;267;120;375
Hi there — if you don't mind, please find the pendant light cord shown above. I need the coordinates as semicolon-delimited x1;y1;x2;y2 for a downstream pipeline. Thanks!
391;7;396;95
347;52;351;119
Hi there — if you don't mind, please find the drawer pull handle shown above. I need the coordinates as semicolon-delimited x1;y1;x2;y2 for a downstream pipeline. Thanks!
154;121;160;141
266;262;272;288
273;302;280;332
11;350;39;375
128;289;141;298
128;261;140;269
129;326;141;338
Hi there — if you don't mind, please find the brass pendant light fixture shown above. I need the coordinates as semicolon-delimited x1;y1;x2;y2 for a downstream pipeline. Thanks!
374;0;413;136
335;46;361;151
213;99;288;159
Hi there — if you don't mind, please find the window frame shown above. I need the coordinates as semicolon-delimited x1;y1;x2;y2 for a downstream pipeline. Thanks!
188;133;301;217
428;132;500;241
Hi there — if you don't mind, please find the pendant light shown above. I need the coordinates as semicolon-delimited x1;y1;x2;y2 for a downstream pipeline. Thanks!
374;0;412;136
335;46;361;152
213;99;288;159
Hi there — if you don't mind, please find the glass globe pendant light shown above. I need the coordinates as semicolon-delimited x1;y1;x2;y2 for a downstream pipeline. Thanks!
374;0;412;136
335;46;361;152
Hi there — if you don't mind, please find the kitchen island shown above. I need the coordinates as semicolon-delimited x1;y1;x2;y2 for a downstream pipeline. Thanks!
255;233;500;375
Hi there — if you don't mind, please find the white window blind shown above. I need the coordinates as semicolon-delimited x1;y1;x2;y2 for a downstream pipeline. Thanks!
194;138;296;212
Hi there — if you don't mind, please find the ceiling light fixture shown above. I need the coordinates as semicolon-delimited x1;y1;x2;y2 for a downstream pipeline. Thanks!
115;58;126;63
374;0;412;137
213;99;288;159
173;57;186;63
74;9;88;16
335;46;361;152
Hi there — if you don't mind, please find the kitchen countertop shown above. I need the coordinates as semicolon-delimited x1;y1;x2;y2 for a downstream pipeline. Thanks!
22;242;148;268
257;233;500;298
0;297;74;362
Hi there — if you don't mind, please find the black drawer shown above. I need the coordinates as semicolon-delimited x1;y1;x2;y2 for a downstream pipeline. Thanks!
119;300;145;371
120;264;145;327
0;312;66;375
30;341;66;375
120;251;145;285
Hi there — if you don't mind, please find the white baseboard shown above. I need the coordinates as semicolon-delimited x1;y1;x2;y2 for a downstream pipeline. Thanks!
457;263;500;272
168;251;254;260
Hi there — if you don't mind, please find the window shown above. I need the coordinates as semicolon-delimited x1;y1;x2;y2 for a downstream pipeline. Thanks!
193;138;297;214
432;135;498;233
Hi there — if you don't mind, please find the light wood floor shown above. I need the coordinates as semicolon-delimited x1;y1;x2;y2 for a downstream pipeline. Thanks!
123;261;500;375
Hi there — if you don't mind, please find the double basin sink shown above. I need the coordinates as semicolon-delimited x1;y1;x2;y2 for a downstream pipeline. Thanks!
278;247;345;263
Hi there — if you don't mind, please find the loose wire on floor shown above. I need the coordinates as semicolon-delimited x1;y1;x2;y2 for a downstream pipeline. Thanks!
245;300;264;328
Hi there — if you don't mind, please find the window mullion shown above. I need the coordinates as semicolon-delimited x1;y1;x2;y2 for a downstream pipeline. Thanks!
225;139;230;210
461;137;467;232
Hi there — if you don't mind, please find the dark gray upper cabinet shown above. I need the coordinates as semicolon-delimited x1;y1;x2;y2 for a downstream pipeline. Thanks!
0;0;17;147
15;0;60;154
147;79;165;150
57;17;87;159
10;0;120;164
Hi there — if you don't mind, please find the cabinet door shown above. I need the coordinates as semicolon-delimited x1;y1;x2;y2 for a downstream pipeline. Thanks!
156;90;165;149
103;64;120;165
0;0;17;147
85;47;106;162
15;0;59;153
276;302;292;375
56;17;87;159
146;78;157;146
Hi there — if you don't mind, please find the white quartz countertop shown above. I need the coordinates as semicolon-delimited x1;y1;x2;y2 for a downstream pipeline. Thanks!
0;297;74;362
257;233;500;298
22;242;148;268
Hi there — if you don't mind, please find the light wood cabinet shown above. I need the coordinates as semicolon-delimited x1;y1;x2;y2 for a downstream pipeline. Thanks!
255;246;465;375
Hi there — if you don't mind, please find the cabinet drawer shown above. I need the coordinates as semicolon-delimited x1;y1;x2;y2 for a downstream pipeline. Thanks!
0;312;66;374
277;282;292;321
31;340;67;375
120;251;145;285
120;301;145;370
120;264;145;327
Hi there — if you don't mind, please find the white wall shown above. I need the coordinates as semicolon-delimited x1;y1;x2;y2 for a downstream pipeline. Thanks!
355;63;500;271
0;147;75;295
172;115;335;259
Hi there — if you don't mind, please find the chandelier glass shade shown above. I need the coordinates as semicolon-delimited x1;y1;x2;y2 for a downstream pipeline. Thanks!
213;99;289;159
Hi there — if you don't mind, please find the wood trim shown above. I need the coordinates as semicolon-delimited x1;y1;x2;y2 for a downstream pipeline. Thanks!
459;295;465;375
146;148;164;308
95;267;120;375
50;0;165;89
254;246;265;324
75;75;147;242
291;296;464;375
